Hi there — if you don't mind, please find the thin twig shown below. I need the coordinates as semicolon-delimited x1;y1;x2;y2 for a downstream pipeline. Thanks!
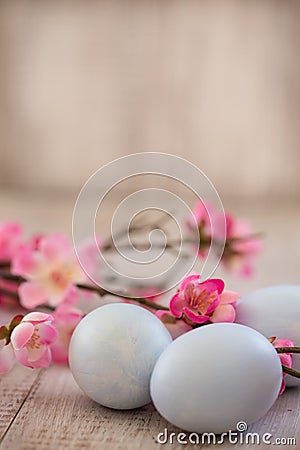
0;287;19;301
276;347;300;354
76;283;169;311
0;260;10;269
282;365;300;378
0;272;25;283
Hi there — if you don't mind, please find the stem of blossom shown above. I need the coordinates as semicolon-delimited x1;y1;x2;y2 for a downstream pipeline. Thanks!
0;287;19;300
101;212;174;252
281;365;300;378
0;272;25;283
76;283;169;311
0;271;169;312
276;347;300;354
0;260;10;269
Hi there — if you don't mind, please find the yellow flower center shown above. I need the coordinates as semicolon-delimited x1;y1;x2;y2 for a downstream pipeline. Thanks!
27;327;41;350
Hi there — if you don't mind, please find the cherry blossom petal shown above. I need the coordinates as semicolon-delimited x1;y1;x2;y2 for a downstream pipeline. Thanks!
183;307;210;324
38;324;58;345
13;347;29;366
179;274;200;291
11;246;38;277
15;345;52;368
61;285;80;305
0;222;23;260
0;343;15;373
210;304;236;323
11;322;34;350
273;338;294;348
279;353;293;368
169;293;186;318
199;278;224;295
50;341;69;364
220;290;240;305
27;344;48;362
204;294;220;315
18;282;48;309
279;378;287;396
40;234;72;262
23;312;54;324
33;347;52;368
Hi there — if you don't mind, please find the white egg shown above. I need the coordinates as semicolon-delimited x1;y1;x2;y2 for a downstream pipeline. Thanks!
235;285;300;386
69;303;172;409
150;323;282;434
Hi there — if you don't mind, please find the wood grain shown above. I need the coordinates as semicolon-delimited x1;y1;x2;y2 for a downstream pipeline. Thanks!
0;366;40;443
0;365;299;450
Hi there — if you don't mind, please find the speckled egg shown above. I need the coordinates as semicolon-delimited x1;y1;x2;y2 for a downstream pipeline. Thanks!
69;303;172;409
236;285;300;386
150;323;282;434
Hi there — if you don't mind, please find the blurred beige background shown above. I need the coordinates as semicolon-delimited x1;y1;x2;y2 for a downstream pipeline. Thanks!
0;0;300;199
0;0;299;295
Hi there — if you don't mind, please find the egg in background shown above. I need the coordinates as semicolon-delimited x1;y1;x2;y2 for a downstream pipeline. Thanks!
235;285;300;386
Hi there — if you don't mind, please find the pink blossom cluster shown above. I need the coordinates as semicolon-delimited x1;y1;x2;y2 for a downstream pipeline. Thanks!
187;201;262;276
0;224;85;369
270;337;294;395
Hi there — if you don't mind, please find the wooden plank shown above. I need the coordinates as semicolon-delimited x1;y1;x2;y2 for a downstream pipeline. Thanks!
0;364;299;450
0;366;41;442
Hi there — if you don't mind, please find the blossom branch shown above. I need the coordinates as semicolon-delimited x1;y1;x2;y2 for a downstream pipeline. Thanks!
0;270;169;312
281;365;300;379
0;272;25;283
276;347;300;354
76;283;169;311
0;287;19;301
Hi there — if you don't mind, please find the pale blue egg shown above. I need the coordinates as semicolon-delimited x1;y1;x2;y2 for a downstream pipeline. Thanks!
69;303;172;409
150;323;282;434
236;285;300;386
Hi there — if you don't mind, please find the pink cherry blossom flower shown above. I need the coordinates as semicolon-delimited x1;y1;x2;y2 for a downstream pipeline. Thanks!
77;235;103;280
156;310;193;339
219;214;262;277
187;201;262;277
0;221;23;261
187;201;214;257
12;233;87;309
50;305;83;364
10;312;57;369
169;274;239;325
0;313;57;372
270;337;294;395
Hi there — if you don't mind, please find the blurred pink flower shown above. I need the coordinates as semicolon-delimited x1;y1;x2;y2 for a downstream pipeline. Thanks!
169;274;239;325
270;337;294;395
188;201;262;277
0;222;23;261
156;310;192;339
12;234;86;309
50;305;83;364
187;201;214;257
220;214;262;277
0;340;15;373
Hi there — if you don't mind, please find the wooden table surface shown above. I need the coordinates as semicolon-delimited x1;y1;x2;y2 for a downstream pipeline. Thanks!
0;190;299;449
